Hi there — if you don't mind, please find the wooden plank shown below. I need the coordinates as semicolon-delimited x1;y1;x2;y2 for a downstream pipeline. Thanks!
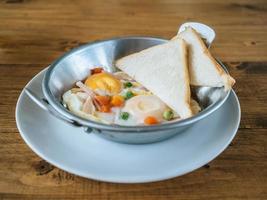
0;0;267;199
0;129;266;199
225;62;267;129
0;0;267;64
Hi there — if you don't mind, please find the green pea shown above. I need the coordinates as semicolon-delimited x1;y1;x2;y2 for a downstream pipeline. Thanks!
163;110;174;120
124;82;133;88
120;112;130;120
124;91;134;100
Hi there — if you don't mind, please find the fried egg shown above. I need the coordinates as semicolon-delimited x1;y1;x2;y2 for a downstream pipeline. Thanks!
123;95;167;123
85;72;122;95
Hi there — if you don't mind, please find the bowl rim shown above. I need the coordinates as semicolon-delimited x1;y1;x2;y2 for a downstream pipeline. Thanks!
42;36;231;132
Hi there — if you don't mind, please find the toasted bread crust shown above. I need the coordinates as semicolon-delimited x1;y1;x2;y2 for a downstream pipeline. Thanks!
189;27;224;74
180;39;193;117
184;27;235;90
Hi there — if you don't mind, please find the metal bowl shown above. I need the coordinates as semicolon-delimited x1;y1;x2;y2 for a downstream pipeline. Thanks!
30;36;230;144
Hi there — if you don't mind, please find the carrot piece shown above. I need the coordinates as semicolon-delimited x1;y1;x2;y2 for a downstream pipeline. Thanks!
94;95;110;106
100;105;111;113
144;116;159;125
111;95;125;107
91;67;103;75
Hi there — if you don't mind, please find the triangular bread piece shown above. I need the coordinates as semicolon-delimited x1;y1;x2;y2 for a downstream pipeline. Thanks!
173;27;235;90
116;38;193;119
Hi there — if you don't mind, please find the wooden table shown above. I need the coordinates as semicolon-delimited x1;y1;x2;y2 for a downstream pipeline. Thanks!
0;0;266;199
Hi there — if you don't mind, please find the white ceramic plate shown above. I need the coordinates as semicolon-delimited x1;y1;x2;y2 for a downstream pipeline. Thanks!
16;69;241;183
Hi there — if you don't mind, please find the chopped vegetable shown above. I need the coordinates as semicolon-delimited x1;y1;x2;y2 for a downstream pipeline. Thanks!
144;116;159;125
120;112;130;120
71;88;82;93
111;95;124;107
100;105;111;113
124;91;134;100
91;67;103;74
82;96;96;114
76;92;89;101
92;99;101;111
124;82;133;88
163;109;174;120
94;95;111;106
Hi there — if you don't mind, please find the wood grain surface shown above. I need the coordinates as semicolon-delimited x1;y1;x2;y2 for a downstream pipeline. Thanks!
0;0;266;199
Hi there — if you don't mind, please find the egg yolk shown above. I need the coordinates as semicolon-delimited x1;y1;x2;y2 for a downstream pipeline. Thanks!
85;72;122;95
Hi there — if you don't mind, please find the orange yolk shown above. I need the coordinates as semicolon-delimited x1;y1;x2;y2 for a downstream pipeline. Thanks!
85;72;122;95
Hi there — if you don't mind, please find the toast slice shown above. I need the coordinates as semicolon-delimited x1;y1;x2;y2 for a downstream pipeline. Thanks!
173;27;235;90
116;38;193;119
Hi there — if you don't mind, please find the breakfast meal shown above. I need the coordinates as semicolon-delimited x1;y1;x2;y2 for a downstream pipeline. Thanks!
62;26;235;126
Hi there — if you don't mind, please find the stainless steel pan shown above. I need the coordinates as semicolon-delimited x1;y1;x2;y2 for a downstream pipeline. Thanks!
26;22;231;144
